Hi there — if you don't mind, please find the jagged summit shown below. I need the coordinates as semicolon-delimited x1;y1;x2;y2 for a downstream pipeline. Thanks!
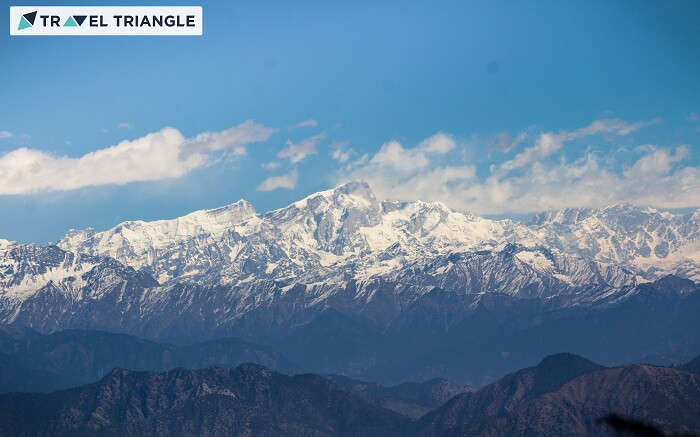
330;180;376;198
529;203;699;276
57;198;259;270
202;199;257;219
266;181;381;220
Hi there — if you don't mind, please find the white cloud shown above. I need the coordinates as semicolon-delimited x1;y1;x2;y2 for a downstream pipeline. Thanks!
634;144;657;154
277;133;325;163
262;161;281;170
501;118;658;171
346;149;698;214
257;169;298;191
186;120;276;155
340;133;475;205
366;132;456;173
330;141;352;163
352;165;477;205
0;121;275;195
0;131;12;139
338;121;698;214
117;122;133;129
623;146;688;178
501;131;566;171
494;150;698;213
331;148;351;163
418;132;456;153
291;119;318;129
370;140;429;171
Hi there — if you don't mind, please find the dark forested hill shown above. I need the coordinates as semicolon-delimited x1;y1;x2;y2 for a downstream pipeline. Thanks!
0;364;411;437
1;354;699;436
419;354;700;436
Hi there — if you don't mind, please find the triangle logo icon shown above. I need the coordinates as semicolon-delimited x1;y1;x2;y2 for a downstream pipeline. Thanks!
18;16;32;31
23;11;37;25
64;16;77;27
73;15;87;26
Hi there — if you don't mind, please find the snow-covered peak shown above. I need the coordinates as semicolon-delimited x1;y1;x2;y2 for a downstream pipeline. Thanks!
261;181;383;255
0;239;14;250
530;204;699;277
57;199;258;268
0;244;96;300
532;203;694;227
268;181;379;218
531;207;596;226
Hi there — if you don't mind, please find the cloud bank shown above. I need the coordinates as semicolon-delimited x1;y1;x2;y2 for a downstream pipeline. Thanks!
339;118;698;214
0;121;275;195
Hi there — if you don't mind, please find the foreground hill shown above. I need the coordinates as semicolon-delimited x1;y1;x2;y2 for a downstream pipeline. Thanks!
1;354;699;436
418;353;604;430
419;354;700;436
0;364;411;437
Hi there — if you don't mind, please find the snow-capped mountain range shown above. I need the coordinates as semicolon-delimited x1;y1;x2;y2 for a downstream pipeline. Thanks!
53;181;698;284
0;181;697;342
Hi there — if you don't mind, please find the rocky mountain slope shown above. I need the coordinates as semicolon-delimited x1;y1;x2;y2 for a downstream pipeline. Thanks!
418;353;605;431
531;204;699;281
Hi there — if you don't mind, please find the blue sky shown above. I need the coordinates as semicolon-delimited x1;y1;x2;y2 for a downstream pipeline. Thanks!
1;0;699;243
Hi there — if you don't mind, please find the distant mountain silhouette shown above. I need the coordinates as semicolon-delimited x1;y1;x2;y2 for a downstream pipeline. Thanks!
0;327;296;393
